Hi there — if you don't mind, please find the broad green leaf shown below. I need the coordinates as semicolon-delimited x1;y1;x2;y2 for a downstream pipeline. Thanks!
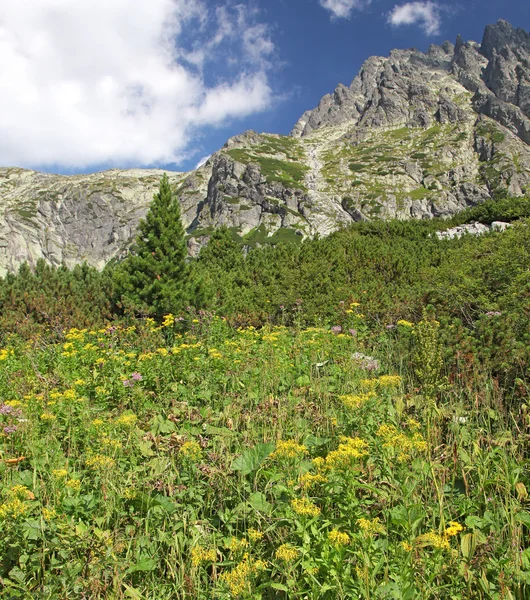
231;442;275;475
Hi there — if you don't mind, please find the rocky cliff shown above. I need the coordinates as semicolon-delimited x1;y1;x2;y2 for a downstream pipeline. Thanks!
1;19;529;275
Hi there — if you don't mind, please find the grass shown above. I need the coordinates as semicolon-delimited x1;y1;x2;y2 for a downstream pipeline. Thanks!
0;312;528;598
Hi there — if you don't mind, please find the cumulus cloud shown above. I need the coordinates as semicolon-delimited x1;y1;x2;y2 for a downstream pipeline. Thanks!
0;0;275;170
387;2;443;35
319;0;371;20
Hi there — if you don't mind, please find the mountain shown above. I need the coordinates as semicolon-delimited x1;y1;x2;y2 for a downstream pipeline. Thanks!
1;19;530;276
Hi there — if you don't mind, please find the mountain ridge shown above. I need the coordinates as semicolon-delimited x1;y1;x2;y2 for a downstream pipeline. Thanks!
1;19;529;276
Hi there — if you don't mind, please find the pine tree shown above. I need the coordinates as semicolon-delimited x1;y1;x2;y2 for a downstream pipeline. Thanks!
118;174;192;318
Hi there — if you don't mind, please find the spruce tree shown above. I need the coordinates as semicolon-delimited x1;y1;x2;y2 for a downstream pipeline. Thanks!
118;174;192;318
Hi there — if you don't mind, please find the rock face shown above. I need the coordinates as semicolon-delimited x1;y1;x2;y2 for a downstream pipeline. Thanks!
1;20;530;274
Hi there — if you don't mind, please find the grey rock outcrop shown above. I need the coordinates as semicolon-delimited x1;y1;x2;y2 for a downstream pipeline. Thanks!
1;20;529;275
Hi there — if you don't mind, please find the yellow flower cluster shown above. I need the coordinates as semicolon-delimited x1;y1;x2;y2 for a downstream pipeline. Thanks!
191;545;217;567
220;553;266;596
416;531;450;550
65;479;81;491
397;320;414;328
91;419;104;427
376;424;427;462
291;497;321;518
42;507;57;520
162;313;175;327
357;517;386;536
101;437;122;450
247;529;264;543
227;537;249;553
299;472;328;491
114;413;137;427
270;440;308;460
9;485;35;500
275;544;299;562
328;529;350;547
0;497;29;519
0;348;14;361
445;521;464;537
208;348;223;359
323;436;369;470
85;454;116;470
180;441;203;462
40;412;56;421
52;469;68;479
340;392;375;409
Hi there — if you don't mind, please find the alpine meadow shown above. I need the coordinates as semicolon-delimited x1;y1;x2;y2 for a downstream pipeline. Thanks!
0;11;530;600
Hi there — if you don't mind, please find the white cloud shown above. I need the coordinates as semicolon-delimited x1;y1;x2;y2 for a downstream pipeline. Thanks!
195;155;211;169
387;2;442;35
319;0;371;20
0;0;275;169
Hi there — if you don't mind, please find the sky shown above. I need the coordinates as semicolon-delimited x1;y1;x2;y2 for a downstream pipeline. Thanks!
0;0;528;174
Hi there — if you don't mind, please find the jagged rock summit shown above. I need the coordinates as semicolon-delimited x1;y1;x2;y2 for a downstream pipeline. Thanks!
1;19;530;275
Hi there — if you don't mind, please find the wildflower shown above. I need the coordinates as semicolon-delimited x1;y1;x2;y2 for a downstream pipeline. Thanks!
378;375;402;388
42;507;57;520
328;529;350;547
162;314;175;327
340;392;375;409
85;454;116;470
247;529;264;543
91;419;104;427
52;469;68;479
157;348;169;356
416;531;450;550
3;425;17;435
357;517;386;536
9;485;35;500
0;498;29;519
74;379;85;386
131;372;142;381
40;412;56;421
220;555;259;596
397;320;414;328
401;541;413;552
299;472;328;490
325;436;369;470
407;418;421;430
291;497;321;518
114;413;138;427
445;521;464;537
227;537;249;553
270;440;307;460
191;546;216;567
331;325;342;334
180;441;203;462
65;479;81;491
275;543;299;562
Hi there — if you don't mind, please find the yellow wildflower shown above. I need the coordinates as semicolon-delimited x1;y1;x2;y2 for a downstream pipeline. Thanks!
416;531;450;550
180;441;203;462
52;469;68;479
162;314;175;327
340;392;375;409
291;497;321;518
40;412;56;421
275;544;299;562
85;454;116;470
42;507;57;520
325;436;369;470
401;541;413;552
227;537;249;553
65;479;81;491
114;413;137;427
91;419;104;427
397;320;414;328
299;472;328;490
328;529;350;547
357;517;386;536
0;498;29;519
191;546;216;567
220;554;259;596
378;374;402;388
270;440;308;460
445;521;464;537
247;529;264;543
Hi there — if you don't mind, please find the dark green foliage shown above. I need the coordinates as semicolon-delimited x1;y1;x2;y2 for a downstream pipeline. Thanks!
116;174;194;318
0;260;113;340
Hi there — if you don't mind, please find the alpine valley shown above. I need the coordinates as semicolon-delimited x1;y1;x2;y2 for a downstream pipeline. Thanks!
1;19;530;276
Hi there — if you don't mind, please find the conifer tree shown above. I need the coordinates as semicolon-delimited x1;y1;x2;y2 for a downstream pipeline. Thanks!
118;174;192;318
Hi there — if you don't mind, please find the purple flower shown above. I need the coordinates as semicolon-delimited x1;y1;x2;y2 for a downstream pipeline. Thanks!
0;404;13;415
386;324;396;330
331;325;342;334
122;379;132;387
485;311;502;317
349;329;357;337
3;425;17;435
131;372;143;381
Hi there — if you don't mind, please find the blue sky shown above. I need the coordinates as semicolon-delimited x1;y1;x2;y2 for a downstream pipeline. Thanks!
0;0;528;174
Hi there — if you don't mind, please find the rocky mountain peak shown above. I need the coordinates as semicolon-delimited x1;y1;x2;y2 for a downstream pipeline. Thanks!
1;20;530;275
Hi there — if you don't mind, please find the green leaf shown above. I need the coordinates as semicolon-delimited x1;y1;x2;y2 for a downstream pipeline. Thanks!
127;557;157;573
461;533;478;560
231;442;275;475
270;583;289;592
248;492;271;514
